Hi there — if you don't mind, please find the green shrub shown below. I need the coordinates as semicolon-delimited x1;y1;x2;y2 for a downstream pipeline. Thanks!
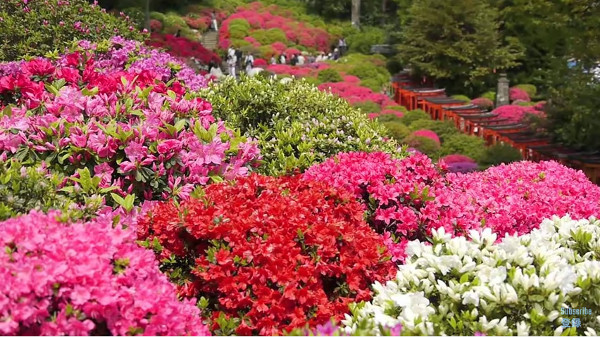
383;105;407;112
0;0;145;61
479;143;522;169
302;76;320;86
438;134;486;162
376;114;403;123
515;101;537;107
408;119;459;142
162;12;188;32
122;7;146;29
201;76;401;175
514;84;537;97
258;44;277;58
228;18;251;39
0;161;102;221
386;56;403;75
402;135;440;157
348;63;390;90
150;11;166;23
353;100;381;114
317;68;343;83
400;109;430;126
451;94;471;103
359;78;383;92
230;38;251;49
346;27;386;54
382;121;411;140
251;28;288;45
481;91;496;102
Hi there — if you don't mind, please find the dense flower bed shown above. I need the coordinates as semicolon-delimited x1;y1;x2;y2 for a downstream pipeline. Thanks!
305;152;600;261
146;33;221;65
343;215;600;336
218;2;331;53
0;211;209;335
137;174;396;335
0;37;260;204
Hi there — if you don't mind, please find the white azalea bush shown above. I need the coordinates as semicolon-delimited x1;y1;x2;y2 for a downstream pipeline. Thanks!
342;215;600;336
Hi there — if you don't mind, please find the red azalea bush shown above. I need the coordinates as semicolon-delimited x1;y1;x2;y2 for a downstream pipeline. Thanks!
137;174;395;335
412;129;440;144
0;211;209;336
146;33;221;65
509;87;531;102
304;152;600;261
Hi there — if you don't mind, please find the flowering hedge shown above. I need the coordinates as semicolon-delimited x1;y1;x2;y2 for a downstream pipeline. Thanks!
304;152;600;261
146;33;221;65
0;211;209;335
137;174;396;335
343;215;600;336
0;37;260;204
0;0;145;61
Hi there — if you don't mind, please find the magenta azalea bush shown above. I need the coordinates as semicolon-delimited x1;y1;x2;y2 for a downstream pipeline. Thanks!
0;210;209;335
412;129;440;144
318;82;396;107
471;97;494;110
439;154;478;173
492;104;542;123
304;152;600;261
0;37;260;204
509;87;531;102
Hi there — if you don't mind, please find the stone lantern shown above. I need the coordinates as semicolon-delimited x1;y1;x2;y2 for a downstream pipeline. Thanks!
496;73;510;107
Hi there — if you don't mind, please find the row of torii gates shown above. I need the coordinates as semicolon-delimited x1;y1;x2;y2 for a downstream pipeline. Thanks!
391;74;600;185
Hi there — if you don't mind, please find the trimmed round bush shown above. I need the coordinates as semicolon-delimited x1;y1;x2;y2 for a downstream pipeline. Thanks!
383;121;411;141
402;135;440;157
481;91;496;102
412;129;440;144
479;143;522;168
0;211;209;335
471;97;494;110
200;76;400;175
343;215;600;336
317;68;343;83
438;134;486;162
0;0;144;61
228;18;251;39
400;109;431;126
509;87;531;102
514;83;537;97
408;120;459;142
450;94;471;103
137;174;396;335
359;78;384;92
251;28;288;45
353;100;382;114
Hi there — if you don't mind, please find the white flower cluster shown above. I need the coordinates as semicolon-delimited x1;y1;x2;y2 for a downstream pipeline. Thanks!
343;215;600;336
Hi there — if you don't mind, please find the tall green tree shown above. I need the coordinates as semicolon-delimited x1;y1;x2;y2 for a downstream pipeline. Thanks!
397;0;522;95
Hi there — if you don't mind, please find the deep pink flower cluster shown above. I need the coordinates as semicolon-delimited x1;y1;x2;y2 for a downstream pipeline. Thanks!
146;33;221;65
0;211;209;336
0;37;260;202
471;97;494;110
509;87;531;102
492;104;542;123
219;2;331;52
412;130;440;144
304;152;600;261
266;64;316;77
318;82;396;107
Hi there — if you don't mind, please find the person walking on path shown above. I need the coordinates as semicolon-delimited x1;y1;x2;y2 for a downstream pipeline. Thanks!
270;56;277;65
244;53;254;73
279;53;286;64
211;11;219;31
227;47;237;78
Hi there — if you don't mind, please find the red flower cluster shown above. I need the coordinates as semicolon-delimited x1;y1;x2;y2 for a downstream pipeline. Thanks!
137;174;395;335
146;33;221;65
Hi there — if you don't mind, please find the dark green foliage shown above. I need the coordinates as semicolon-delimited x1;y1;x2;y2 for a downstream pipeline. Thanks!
398;0;521;95
400;109;430;126
348;62;391;91
438;134;486;162
377;114;403;123
479;143;522;169
408;119;459;142
317;68;344;83
346;27;386;54
382;121;411;140
0;0;145;61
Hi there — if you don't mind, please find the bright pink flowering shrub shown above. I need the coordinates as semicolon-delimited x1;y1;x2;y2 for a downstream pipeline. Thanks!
304;152;600;261
492;104;540;123
440;154;476;164
318;82;395;108
343;75;361;84
471;97;494;110
0;211;209;336
509;87;531;102
0;37;260;204
412;129;440;144
254;58;268;67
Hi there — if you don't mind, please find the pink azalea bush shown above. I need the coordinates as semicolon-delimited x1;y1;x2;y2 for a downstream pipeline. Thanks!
304;152;600;261
318;82;396;108
0;37;260;204
509;87;531;102
412;130;440;144
0;210;209;335
471;97;494;110
492;104;541;123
